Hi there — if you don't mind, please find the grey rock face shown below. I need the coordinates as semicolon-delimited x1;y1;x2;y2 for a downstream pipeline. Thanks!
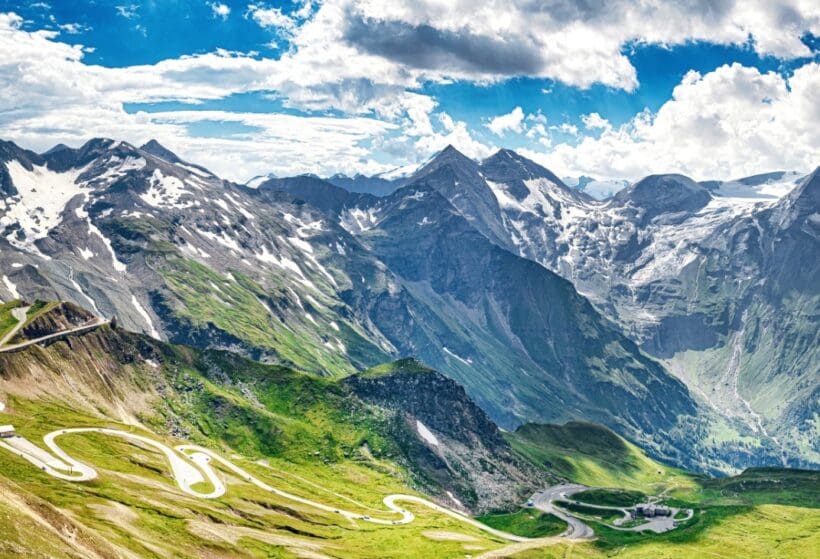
614;174;712;223
343;358;552;512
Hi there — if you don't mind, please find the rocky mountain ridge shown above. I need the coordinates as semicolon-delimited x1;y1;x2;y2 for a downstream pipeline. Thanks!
270;145;817;469
1;137;816;473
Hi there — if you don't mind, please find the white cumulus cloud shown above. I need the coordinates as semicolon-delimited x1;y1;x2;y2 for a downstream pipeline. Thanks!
0;3;817;182
487;107;525;136
335;0;820;90
581;113;612;131
210;3;230;20
247;4;297;34
0;12;403;180
536;62;820;181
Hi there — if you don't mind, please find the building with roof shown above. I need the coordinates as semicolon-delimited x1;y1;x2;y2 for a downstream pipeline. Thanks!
634;503;671;518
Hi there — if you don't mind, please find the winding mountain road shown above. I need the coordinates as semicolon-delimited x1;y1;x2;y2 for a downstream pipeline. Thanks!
0;319;570;550
0;317;684;550
531;484;595;539
0;426;530;543
531;483;693;535
0;317;108;353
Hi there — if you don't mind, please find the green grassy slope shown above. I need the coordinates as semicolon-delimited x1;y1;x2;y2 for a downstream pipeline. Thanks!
0;311;816;558
522;504;819;559
573;488;647;507
359;357;436;378
158;256;390;376
0;299;23;340
694;468;820;508
508;421;695;492
476;509;566;538
0;327;525;558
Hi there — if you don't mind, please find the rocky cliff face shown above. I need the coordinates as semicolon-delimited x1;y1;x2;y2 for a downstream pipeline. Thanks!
613;174;712;223
344;183;702;470
344;359;551;512
17;301;95;341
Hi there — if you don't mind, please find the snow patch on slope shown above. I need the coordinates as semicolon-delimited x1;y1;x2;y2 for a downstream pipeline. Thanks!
140;169;195;209
416;420;440;446
2;275;20;299
252;244;318;291
69;275;100;315
88;219;127;272
443;347;472;366
712;172;803;201
485;180;520;210
94;155;146;184
626;193;783;287
0;160;89;250
197;228;241;253
341;207;381;233
131;295;160;339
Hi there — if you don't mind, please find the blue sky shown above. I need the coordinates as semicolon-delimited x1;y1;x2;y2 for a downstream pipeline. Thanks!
0;1;817;181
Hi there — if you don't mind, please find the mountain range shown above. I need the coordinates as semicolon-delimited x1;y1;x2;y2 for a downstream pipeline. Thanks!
267;144;819;471
0;137;817;476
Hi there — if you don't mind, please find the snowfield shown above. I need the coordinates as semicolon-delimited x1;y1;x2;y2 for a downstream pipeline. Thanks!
0;160;90;251
486;169;806;292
